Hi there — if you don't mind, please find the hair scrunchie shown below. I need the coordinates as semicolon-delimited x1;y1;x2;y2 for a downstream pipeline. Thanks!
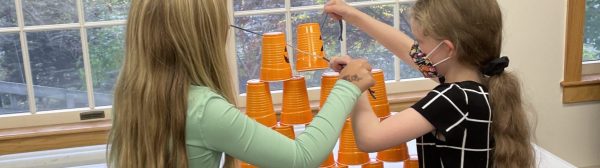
481;56;509;76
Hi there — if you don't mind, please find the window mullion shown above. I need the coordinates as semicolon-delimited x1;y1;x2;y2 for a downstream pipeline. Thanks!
285;0;295;76
394;0;401;81
227;0;241;96
77;0;96;109
15;0;37;114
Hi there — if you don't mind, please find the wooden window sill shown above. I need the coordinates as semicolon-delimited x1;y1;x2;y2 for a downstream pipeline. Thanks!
561;74;600;103
0;120;111;155
0;91;427;155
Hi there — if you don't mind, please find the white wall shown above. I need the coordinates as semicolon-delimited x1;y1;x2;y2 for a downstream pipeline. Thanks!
499;0;600;167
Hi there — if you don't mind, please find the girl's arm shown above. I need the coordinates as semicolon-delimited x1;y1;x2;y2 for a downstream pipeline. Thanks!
325;0;418;71
194;80;361;168
351;92;434;152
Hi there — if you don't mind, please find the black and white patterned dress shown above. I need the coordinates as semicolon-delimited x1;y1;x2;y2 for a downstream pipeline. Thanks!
411;81;494;168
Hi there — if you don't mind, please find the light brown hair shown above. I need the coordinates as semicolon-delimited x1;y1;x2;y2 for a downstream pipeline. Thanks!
412;0;534;167
107;0;237;167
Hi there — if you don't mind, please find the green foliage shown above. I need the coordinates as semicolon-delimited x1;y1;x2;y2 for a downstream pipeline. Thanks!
584;0;600;62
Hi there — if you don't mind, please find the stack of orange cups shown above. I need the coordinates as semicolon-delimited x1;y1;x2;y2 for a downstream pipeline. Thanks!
361;159;384;168
260;32;292;81
368;69;391;118
377;116;409;162
273;123;296;139
319;72;339;109
296;23;329;72
403;155;420;168
245;79;277;128
281;76;313;125
338;119;369;166
319;152;336;168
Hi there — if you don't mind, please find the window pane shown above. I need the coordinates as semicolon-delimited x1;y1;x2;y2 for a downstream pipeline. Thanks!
291;0;326;7
347;5;395;80
84;0;130;22
88;26;124;107
346;0;390;3
0;33;29;115
233;0;284;11
27;30;88;111
22;0;78;26
398;2;422;79
0;0;17;27
584;0;600;62
234;14;286;93
292;10;341;88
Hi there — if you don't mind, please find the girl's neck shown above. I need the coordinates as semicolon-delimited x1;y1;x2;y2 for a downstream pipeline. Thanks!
443;63;482;84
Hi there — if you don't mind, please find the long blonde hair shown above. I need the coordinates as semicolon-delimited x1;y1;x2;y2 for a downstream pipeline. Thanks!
412;0;534;167
108;0;237;167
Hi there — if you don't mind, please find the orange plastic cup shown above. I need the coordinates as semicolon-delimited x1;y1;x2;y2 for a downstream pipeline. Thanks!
260;32;292;81
296;23;328;72
377;116;409;162
273;123;296;139
245;79;277;127
239;160;257;168
319;72;339;108
338;119;370;165
281;76;313;125
377;142;409;162
323;164;348;168
403;156;420;168
368;69;391;118
319;152;335;167
361;160;384;168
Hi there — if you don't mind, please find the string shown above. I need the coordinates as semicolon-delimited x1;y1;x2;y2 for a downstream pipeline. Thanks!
230;25;329;62
231;21;374;99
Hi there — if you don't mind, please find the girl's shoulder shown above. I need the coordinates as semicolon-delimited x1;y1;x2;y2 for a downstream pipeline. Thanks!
434;80;488;92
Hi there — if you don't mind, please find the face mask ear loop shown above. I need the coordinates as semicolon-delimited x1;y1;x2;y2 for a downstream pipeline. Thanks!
424;41;445;59
432;55;452;67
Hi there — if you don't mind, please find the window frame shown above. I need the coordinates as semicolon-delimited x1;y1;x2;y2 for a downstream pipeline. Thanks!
0;0;436;129
0;0;433;155
229;0;437;107
562;0;600;103
0;0;123;128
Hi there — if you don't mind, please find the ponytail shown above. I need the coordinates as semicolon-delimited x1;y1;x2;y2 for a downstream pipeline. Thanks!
487;72;534;168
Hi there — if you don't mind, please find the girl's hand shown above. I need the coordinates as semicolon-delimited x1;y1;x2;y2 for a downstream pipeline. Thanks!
339;59;375;93
324;0;358;20
329;55;352;72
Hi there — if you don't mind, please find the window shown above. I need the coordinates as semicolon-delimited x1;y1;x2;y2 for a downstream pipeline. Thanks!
0;0;437;128
583;0;600;75
562;0;600;103
0;0;128;127
231;0;433;102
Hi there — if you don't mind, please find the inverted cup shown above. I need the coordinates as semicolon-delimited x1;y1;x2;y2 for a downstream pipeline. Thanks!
403;155;420;168
377;116;409;162
319;72;340;109
368;69;390;118
319;152;335;167
245;79;277;127
261;32;292;81
239;159;257;168
296;23;328;72
273;123;296;139
281;76;313;125
338;119;369;165
361;160;384;168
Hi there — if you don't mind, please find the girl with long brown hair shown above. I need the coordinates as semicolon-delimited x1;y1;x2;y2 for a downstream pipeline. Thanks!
325;0;534;167
108;0;375;167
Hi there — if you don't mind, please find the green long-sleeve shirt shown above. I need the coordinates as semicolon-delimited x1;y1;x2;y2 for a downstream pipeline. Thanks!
185;80;361;168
